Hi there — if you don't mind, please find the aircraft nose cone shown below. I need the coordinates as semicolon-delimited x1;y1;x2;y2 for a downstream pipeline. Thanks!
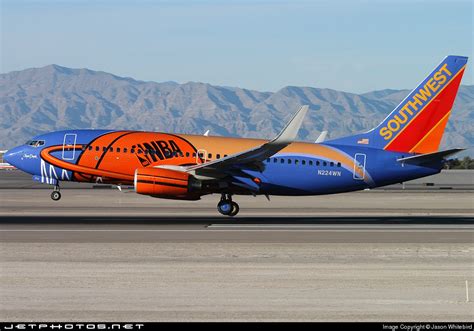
3;146;23;168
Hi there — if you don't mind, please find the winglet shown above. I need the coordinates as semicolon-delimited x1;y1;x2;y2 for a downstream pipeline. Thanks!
270;105;308;145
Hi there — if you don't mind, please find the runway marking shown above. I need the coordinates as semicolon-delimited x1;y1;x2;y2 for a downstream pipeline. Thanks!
208;224;474;230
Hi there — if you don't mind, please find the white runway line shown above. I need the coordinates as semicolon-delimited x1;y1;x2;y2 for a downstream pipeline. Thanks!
208;224;474;230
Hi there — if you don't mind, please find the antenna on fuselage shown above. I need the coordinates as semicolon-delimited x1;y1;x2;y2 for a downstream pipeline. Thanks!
315;131;328;143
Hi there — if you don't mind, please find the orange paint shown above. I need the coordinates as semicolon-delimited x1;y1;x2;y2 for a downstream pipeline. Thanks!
410;111;451;154
135;167;191;198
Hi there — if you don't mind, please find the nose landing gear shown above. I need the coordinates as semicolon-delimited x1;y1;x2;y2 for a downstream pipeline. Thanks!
51;185;61;201
217;194;239;217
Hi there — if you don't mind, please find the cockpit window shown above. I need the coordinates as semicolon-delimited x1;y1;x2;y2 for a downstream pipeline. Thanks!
26;140;45;147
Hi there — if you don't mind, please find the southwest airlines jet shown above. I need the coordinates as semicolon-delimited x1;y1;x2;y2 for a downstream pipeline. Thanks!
4;56;468;216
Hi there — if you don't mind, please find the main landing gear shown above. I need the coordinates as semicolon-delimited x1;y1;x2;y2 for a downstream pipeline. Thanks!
217;194;239;217
51;184;61;201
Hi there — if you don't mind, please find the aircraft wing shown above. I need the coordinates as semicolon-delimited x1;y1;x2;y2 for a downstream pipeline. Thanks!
186;105;308;173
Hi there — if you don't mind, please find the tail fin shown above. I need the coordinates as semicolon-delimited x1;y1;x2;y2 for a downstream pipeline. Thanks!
327;55;468;154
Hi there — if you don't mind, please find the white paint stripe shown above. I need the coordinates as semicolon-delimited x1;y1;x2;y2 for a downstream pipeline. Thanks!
208;224;474;229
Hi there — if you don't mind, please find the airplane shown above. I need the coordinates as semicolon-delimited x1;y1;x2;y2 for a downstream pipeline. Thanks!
4;55;468;216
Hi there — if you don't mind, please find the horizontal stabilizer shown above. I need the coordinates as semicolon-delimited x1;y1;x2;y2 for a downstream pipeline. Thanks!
397;148;465;165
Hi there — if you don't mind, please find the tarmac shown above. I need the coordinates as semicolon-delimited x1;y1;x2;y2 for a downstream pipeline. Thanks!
0;170;473;321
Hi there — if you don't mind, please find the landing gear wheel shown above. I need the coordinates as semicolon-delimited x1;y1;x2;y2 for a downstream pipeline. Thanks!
51;191;61;201
217;200;233;216
228;201;239;217
217;194;240;217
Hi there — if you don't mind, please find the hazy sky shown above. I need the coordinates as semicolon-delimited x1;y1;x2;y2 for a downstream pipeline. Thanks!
1;0;472;93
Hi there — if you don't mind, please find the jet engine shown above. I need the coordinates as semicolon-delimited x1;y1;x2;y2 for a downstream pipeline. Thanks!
134;167;201;200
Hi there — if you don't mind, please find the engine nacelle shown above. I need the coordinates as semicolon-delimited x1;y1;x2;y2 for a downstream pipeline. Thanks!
134;167;201;200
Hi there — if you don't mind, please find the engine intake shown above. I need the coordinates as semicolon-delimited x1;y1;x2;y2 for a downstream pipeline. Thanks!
134;167;201;200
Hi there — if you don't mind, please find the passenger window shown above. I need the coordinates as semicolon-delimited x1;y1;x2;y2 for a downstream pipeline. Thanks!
138;150;142;154
198;153;203;158
131;149;135;153
216;154;221;159
109;147;113;152
323;161;327;166
281;159;284;164
116;147;121;153
103;147;107;152
288;159;291;164
316;161;320;166
192;153;196;157
309;160;313;166
186;152;190;157
302;160;306;165
96;146;99;152
208;153;212;159
337;162;341;167
123;148;128;153
88;146;92;151
274;158;277;163
330;162;334;167
295;160;299;165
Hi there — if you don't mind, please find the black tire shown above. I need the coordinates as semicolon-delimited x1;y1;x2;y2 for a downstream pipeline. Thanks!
217;200;232;215
228;201;239;217
51;191;61;201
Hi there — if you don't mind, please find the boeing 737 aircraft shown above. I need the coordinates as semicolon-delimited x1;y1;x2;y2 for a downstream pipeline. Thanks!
4;55;468;216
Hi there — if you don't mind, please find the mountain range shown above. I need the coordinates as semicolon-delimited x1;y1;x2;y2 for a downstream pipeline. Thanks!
1;64;473;155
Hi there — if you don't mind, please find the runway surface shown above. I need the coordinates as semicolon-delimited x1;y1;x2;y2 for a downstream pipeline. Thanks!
1;184;473;321
1;216;473;243
1;188;473;217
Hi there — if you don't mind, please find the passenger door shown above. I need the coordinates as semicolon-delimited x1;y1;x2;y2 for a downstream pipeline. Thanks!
62;133;77;160
353;153;366;180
